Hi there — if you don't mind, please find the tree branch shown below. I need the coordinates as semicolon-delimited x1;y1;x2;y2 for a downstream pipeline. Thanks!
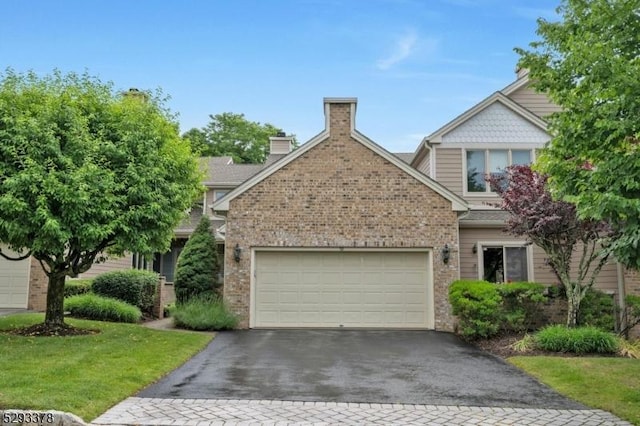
0;248;32;261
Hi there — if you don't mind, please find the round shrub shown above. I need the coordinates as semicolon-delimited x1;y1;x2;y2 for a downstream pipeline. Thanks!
535;325;618;354
498;282;547;332
64;279;93;297
64;294;142;323
92;270;159;314
449;280;502;339
174;217;219;304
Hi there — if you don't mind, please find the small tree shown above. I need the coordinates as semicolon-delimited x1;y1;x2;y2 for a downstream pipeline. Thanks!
0;70;203;331
183;112;297;163
488;165;612;327
174;216;219;303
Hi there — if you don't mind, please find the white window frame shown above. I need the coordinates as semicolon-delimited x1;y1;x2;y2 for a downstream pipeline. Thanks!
463;148;536;196
476;241;534;283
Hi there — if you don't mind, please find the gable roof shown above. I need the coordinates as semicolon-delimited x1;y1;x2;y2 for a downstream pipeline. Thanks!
424;92;548;144
213;98;468;213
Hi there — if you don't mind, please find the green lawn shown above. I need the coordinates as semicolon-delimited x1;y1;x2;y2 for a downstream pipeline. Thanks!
0;313;213;422
509;356;640;425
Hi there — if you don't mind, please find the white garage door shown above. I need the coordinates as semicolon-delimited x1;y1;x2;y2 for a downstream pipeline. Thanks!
0;245;30;309
254;251;433;329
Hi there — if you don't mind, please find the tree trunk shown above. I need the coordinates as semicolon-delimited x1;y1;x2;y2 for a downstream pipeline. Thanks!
44;272;66;326
566;287;581;327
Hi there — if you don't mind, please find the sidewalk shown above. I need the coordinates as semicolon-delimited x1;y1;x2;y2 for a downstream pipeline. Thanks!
91;397;632;425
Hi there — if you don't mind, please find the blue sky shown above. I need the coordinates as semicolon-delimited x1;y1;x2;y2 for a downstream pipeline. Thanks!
0;0;559;153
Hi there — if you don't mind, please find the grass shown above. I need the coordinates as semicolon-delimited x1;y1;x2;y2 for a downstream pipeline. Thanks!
509;356;640;425
64;293;142;323
172;294;239;331
0;313;213;422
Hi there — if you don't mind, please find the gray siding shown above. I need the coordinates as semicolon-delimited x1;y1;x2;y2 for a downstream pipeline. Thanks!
459;227;620;294
507;86;561;118
79;254;133;279
415;151;431;177
434;148;463;196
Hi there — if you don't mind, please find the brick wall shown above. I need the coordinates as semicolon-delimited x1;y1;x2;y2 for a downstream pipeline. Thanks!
27;258;48;311
223;101;460;330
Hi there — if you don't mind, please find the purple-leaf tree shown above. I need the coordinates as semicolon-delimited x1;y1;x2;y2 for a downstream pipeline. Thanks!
488;164;612;327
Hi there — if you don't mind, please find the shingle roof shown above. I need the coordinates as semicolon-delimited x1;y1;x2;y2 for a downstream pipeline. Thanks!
199;156;264;185
459;210;509;226
175;208;225;237
393;152;414;164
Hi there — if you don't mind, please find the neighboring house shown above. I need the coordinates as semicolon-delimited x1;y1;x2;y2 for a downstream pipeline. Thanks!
3;69;638;333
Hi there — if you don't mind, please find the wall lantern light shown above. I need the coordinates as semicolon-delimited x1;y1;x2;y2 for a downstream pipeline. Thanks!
441;244;451;264
472;243;477;254
233;244;242;263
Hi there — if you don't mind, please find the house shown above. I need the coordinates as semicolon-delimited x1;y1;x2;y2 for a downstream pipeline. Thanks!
3;69;638;332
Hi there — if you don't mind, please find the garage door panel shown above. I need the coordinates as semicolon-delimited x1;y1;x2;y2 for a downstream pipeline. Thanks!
0;245;30;309
254;251;433;329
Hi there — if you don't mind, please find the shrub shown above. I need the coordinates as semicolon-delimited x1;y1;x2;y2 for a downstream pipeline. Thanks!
617;338;640;359
449;280;502;339
498;282;547;332
172;294;238;331
64;294;141;323
64;279;93;297
174;217;219;304
92;270;158;314
578;289;615;331
535;325;618;354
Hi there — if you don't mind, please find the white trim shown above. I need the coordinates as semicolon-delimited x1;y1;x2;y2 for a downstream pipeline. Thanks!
250;247;434;329
202;191;207;215
430;145;436;179
501;73;530;96
437;142;545;149
475;240;534;282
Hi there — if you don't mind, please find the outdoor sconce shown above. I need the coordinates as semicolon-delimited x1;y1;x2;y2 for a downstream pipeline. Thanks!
441;244;451;264
233;244;242;263
472;243;477;254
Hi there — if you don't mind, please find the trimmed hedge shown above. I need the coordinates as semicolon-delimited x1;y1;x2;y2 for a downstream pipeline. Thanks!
449;280;502;339
64;294;142;323
498;282;546;332
92;270;158;314
535;325;618;354
578;288;615;331
64;279;93;297
449;280;547;339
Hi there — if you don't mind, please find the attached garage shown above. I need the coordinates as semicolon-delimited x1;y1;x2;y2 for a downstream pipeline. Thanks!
252;250;434;329
0;244;30;309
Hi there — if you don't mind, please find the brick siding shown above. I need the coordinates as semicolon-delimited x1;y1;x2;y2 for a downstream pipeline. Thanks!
223;102;460;330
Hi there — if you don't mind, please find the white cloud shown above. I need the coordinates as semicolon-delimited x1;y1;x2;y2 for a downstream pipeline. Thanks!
376;31;419;70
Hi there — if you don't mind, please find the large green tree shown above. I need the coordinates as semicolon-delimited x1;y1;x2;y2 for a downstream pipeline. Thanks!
183;112;295;163
0;70;203;330
516;0;640;269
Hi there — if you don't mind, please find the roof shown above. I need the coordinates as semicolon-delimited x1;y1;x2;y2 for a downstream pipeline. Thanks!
202;161;264;186
213;98;468;213
174;208;226;239
393;152;414;164
459;210;510;228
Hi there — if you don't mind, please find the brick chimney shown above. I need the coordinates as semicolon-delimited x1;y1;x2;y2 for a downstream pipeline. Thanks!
323;97;357;137
269;132;294;154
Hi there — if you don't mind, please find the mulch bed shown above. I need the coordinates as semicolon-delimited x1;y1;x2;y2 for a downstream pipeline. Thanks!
473;333;622;359
8;323;100;337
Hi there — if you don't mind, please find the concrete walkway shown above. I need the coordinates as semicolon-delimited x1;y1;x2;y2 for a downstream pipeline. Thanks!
92;397;631;425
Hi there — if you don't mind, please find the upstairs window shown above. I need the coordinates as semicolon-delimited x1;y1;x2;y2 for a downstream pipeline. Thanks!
466;149;532;193
214;190;229;201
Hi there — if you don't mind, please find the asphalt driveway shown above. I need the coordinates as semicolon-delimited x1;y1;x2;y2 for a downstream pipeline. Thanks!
138;329;583;409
